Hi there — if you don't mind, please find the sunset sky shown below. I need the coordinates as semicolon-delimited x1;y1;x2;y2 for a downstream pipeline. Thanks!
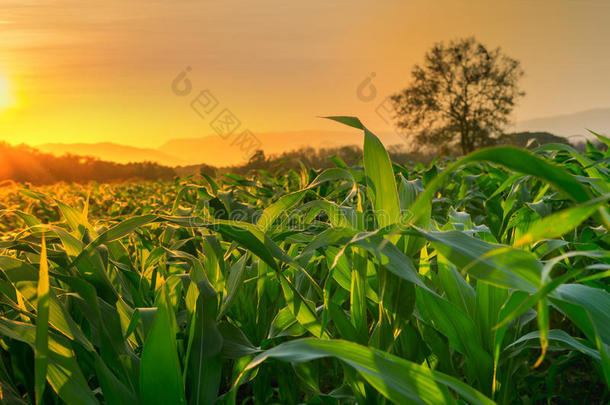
0;0;609;149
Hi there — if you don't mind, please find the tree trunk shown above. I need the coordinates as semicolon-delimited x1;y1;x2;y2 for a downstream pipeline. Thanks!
460;129;471;155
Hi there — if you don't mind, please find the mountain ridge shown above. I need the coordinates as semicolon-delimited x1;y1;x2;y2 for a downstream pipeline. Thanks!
30;108;610;166
159;129;404;167
513;107;610;138
36;142;186;166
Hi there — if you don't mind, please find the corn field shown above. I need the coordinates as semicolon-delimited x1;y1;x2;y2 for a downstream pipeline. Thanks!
0;117;609;404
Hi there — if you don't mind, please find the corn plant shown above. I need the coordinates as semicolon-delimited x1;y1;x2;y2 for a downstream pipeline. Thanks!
0;118;608;404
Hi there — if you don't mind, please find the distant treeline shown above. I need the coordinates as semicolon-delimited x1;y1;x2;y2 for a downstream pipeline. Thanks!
178;131;585;177
0;142;176;185
0;131;603;184
175;145;429;178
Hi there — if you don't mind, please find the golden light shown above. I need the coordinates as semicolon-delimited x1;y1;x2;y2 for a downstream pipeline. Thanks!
0;75;16;112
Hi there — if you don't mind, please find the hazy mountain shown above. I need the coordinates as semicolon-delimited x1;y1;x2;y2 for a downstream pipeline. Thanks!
514;108;610;139
33;130;405;167
32;108;610;167
161;130;404;167
163;110;610;166
36;142;185;166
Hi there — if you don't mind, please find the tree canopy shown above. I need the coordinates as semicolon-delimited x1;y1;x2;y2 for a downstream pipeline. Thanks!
391;37;524;154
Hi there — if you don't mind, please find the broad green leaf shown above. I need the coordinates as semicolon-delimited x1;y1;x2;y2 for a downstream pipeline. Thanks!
506;329;600;362
515;194;610;246
417;228;541;292
94;355;138;405
0;318;98;405
219;255;248;318
403;146;591;232
325;116;401;228
550;284;610;386
140;300;187;405
187;281;222;405
417;289;493;390
236;338;494;405
35;236;50;405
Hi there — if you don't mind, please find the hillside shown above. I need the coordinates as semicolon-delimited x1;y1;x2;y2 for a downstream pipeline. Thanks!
514;108;610;138
19;112;610;168
159;130;404;166
0;142;176;184
27;109;610;166
36;142;185;166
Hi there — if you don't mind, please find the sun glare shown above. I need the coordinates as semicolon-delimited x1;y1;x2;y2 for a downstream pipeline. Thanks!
0;75;15;112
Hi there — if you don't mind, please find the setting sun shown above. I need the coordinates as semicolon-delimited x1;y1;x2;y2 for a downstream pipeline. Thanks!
0;75;15;112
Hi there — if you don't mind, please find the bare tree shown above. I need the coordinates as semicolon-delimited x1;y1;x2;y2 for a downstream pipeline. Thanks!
391;37;524;154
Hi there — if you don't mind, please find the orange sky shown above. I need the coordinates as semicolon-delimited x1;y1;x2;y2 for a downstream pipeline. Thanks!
0;0;609;149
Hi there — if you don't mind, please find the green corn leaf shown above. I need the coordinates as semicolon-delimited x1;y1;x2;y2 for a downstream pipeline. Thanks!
417;228;542;292
219;255;248;318
187;281;222;405
235;338;495;405
550;284;610;386
515;194;610;246
0;318;99;405
325;116;401;228
417;289;493;390
140;297;187;405
94;355;138;405
35;236;50;405
505;329;600;361
403;146;591;231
